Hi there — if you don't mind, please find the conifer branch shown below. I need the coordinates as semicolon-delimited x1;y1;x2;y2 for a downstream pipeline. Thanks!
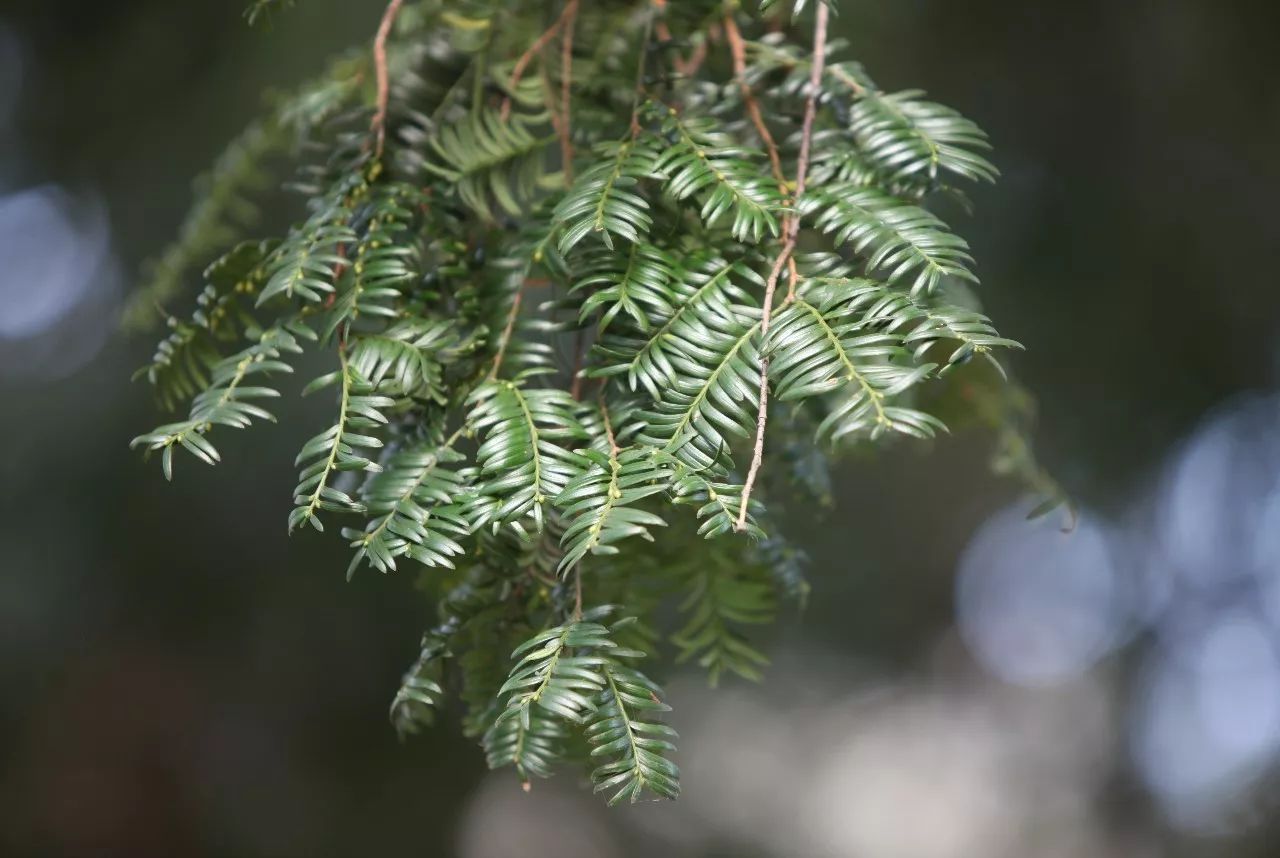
131;0;1032;805
559;0;579;183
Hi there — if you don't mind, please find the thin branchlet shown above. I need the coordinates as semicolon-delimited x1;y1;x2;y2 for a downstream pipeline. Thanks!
488;284;524;380
736;1;829;532
724;11;786;196
501;0;579;123
370;0;405;159
559;0;578;182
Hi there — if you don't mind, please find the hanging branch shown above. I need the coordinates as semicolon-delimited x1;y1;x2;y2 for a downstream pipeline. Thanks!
735;1;829;532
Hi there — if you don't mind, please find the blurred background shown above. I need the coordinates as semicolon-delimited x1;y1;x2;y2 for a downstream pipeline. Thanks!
3;0;1280;855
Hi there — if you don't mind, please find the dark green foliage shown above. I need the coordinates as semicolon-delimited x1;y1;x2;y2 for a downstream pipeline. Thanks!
289;356;394;533
468;381;586;531
344;441;470;576
848;89;998;186
650;105;783;244
426;108;552;220
768;279;943;442
130;0;1057;804
587;654;680;803
555;137;660;253
556;446;674;574
801;185;977;296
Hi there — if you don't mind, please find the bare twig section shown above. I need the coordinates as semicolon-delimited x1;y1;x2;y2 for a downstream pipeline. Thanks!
559;0;579;182
828;64;867;96
370;0;406;159
501;0;579;122
657;0;717;78
569;327;588;399
573;566;584;618
488;286;525;380
677;25;714;79
652;0;673;43
723;12;786;194
502;34;557;121
789;4;827;206
735;1;829;532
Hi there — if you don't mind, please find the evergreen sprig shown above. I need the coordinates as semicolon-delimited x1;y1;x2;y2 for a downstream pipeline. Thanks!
130;0;1057;804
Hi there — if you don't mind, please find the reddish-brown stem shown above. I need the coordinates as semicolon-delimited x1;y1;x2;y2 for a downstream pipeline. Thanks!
789;5;826;211
502;14;566;120
677;30;712;79
370;0;406;159
735;1;829;532
723;12;786;195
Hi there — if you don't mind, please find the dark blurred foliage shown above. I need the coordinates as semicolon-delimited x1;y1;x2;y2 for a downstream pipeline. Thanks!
2;0;1279;856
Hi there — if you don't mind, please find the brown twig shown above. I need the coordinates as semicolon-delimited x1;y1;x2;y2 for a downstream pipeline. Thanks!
735;1;829;532
502;19;564;120
723;12;786;195
598;389;620;455
500;0;579;122
488;287;524;380
661;0;714;80
677;30;712;79
652;0;673;43
559;0;579;182
370;0;406;159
